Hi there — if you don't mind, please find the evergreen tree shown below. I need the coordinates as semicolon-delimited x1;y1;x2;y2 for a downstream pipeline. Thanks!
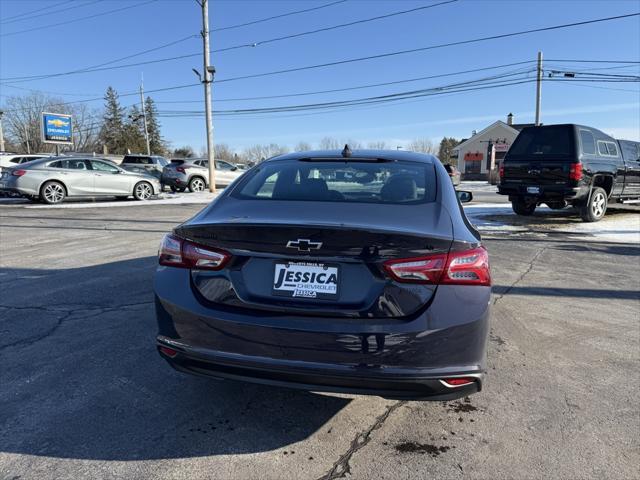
438;137;461;164
144;96;166;155
123;104;146;154
98;87;125;154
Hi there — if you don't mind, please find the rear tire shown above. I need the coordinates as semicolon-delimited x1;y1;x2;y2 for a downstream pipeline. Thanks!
133;181;153;201
512;198;536;216
188;176;206;193
40;181;66;205
580;187;607;222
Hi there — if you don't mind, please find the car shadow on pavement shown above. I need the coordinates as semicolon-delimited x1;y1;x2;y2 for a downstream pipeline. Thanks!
0;258;351;461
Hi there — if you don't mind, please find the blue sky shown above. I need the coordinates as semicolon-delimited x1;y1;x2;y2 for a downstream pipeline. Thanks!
1;0;639;152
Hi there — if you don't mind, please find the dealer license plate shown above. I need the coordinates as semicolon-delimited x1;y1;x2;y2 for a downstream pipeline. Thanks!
273;261;339;300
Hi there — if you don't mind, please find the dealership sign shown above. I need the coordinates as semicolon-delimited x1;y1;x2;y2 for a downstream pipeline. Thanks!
42;112;73;145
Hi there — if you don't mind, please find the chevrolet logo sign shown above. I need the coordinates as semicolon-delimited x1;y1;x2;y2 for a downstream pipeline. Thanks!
286;239;322;252
48;119;69;128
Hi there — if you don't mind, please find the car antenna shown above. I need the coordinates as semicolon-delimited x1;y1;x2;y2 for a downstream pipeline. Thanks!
341;144;352;158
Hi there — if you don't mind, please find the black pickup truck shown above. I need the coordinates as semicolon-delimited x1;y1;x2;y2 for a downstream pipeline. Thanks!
498;124;640;222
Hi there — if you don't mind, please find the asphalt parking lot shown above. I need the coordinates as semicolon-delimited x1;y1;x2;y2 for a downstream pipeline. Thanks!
0;196;638;480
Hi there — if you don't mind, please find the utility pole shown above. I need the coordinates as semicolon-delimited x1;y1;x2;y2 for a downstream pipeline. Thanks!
200;0;216;193
0;110;5;152
535;50;543;126
140;82;151;155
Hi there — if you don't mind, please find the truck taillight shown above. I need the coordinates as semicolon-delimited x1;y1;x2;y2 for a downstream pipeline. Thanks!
569;162;583;181
499;163;504;179
383;247;491;286
158;234;230;270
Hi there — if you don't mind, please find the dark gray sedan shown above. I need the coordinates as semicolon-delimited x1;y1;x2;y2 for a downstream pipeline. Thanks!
0;156;161;204
154;149;491;401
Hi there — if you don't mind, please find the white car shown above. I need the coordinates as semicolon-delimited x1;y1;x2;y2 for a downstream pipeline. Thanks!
0;154;51;169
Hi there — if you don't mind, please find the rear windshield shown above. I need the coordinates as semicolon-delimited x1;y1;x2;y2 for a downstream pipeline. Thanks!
508;126;574;158
232;160;436;204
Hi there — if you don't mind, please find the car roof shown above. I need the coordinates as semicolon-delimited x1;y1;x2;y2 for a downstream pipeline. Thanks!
265;149;438;164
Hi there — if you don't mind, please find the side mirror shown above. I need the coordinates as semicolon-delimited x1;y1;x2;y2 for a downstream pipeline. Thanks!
231;166;238;171
457;190;473;203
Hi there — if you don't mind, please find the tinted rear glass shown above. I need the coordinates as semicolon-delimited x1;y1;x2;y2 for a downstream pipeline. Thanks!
509;126;574;157
233;160;436;204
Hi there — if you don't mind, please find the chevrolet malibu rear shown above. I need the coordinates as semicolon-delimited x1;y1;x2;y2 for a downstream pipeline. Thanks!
154;150;491;400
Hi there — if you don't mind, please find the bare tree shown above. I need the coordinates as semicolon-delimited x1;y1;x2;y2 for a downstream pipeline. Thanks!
367;141;387;149
242;143;289;164
408;138;437;155
215;143;236;162
318;137;340;150
2;92;100;154
294;141;312;152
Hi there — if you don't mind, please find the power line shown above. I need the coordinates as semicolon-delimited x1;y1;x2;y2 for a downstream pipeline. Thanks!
3;11;637;85
0;1;456;83
212;0;348;32
213;0;459;54
161;61;537;104
213;12;640;84
157;74;540;117
544;59;640;64
3;34;201;84
0;0;75;23
0;0;158;38
1;0;101;26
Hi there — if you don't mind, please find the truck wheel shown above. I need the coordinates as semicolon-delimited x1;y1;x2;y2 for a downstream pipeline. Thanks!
580;187;607;222
512;198;536;216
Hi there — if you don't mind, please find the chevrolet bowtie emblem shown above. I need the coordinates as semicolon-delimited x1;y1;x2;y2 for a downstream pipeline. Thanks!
286;239;322;252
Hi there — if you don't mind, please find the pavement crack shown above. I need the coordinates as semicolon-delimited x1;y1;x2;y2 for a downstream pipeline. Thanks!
317;401;406;480
0;301;153;351
493;246;547;305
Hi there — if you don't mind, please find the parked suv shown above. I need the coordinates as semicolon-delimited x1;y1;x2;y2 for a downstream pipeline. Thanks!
120;154;169;180
161;158;243;192
498;124;640;221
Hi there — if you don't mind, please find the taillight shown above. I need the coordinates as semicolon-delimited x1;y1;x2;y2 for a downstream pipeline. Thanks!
383;247;490;286
176;166;186;173
499;163;504;180
158;233;230;270
442;247;491;286
12;169;27;177
383;254;447;284
569;162;582;181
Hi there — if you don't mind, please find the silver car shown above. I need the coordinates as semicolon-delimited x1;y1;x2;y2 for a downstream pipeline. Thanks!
161;158;243;192
0;156;161;204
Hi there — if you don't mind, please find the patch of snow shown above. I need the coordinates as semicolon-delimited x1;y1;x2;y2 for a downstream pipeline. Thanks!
464;202;640;244
459;181;498;193
18;191;218;209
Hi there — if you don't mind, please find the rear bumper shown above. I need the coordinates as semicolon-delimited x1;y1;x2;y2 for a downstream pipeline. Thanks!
154;267;490;400
161;175;187;187
498;183;585;201
157;337;482;400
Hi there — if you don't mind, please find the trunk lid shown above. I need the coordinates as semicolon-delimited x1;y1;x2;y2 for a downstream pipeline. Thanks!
177;200;453;318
